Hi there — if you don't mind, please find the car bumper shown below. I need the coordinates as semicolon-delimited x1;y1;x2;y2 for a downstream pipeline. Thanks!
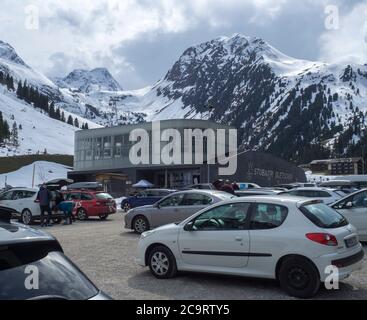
124;214;133;230
314;244;364;281
137;236;149;266
11;212;21;219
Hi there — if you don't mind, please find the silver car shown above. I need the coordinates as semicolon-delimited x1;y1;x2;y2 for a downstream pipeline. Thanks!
124;189;235;233
0;206;112;300
331;189;367;241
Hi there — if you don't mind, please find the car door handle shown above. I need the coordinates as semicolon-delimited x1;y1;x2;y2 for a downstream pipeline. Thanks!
235;236;243;241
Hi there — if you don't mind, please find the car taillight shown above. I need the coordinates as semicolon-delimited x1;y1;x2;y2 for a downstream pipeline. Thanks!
306;233;338;246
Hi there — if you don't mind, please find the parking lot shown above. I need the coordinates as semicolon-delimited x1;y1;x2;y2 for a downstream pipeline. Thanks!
45;211;367;300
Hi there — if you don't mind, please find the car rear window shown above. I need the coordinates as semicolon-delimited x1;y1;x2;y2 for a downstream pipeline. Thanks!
300;202;348;229
0;250;99;300
95;193;113;200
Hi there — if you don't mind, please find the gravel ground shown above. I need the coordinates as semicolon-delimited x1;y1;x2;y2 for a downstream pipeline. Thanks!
44;211;367;300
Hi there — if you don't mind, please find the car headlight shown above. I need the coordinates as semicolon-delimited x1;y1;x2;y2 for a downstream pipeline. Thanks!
140;230;155;239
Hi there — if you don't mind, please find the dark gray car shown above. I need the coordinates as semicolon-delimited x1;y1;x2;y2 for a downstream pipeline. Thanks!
124;190;235;233
0;206;111;300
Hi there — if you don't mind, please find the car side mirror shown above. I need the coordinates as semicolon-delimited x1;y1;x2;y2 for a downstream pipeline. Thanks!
154;202;161;209
184;221;194;231
345;202;353;209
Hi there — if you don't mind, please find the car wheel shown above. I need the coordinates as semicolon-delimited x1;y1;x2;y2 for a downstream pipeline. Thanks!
53;218;62;224
133;215;150;234
99;214;109;220
279;256;320;299
123;202;131;212
21;209;33;225
148;246;177;279
77;208;88;220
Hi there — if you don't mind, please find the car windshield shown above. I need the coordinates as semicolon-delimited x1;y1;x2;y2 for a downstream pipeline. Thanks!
300;202;348;229
0;249;99;300
334;190;347;197
95;193;113;200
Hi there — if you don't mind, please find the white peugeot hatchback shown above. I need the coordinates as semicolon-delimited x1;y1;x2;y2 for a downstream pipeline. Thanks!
137;196;364;298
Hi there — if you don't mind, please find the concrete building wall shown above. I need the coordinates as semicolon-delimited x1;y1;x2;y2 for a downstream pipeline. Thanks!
74;119;234;172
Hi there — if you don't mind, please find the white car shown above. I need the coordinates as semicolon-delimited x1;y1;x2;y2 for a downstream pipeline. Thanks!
0;188;42;225
137;196;364;298
331;189;367;241
281;187;343;205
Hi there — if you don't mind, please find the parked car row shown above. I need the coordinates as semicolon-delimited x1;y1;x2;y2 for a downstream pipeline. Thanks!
119;185;367;298
136;195;364;298
0;187;117;225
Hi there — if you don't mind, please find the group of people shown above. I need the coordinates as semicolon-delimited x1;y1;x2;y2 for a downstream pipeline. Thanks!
213;179;239;195
35;184;73;227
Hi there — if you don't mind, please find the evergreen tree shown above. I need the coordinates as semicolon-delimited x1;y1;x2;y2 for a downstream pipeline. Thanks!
67;115;73;126
16;81;23;99
11;121;19;147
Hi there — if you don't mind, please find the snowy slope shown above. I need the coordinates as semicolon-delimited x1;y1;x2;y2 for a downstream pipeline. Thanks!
0;161;71;188
105;34;367;163
0;40;102;156
1;34;367;163
0;86;100;156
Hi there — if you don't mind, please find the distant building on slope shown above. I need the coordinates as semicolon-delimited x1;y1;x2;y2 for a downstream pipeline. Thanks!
310;157;363;176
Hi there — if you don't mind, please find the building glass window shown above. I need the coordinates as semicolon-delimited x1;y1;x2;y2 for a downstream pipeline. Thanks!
114;135;123;158
94;137;102;160
103;136;112;158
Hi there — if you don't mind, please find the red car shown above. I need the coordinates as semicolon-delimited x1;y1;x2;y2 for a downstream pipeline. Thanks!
63;190;117;220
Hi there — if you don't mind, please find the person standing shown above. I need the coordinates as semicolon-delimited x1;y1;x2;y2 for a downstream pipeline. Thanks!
35;184;52;227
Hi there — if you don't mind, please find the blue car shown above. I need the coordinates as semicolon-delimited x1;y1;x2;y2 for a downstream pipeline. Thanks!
121;189;176;212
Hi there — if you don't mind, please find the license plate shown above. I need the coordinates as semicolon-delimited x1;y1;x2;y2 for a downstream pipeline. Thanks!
345;236;358;248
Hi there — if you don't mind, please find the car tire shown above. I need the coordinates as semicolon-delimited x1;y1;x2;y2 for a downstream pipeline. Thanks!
53;218;62;224
148;246;177;279
77;208;88;221
99;214;109;220
133;215;150;234
123;202;131;212
21;209;33;225
278;256;320;299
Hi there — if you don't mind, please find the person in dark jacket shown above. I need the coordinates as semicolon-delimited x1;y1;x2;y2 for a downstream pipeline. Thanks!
35;184;52;227
213;179;235;195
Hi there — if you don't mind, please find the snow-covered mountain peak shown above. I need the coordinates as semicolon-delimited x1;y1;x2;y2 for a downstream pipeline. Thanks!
60;67;122;93
0;40;27;67
167;33;320;80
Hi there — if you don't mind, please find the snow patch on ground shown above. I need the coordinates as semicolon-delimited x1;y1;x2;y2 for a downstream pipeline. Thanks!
0;161;72;188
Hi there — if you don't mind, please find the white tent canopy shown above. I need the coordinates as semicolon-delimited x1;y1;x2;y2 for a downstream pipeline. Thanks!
132;180;154;188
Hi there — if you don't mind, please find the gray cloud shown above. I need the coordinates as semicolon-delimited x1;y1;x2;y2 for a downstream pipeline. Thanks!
0;0;366;90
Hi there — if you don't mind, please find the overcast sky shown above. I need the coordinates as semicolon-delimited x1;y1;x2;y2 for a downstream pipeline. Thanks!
0;0;366;90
